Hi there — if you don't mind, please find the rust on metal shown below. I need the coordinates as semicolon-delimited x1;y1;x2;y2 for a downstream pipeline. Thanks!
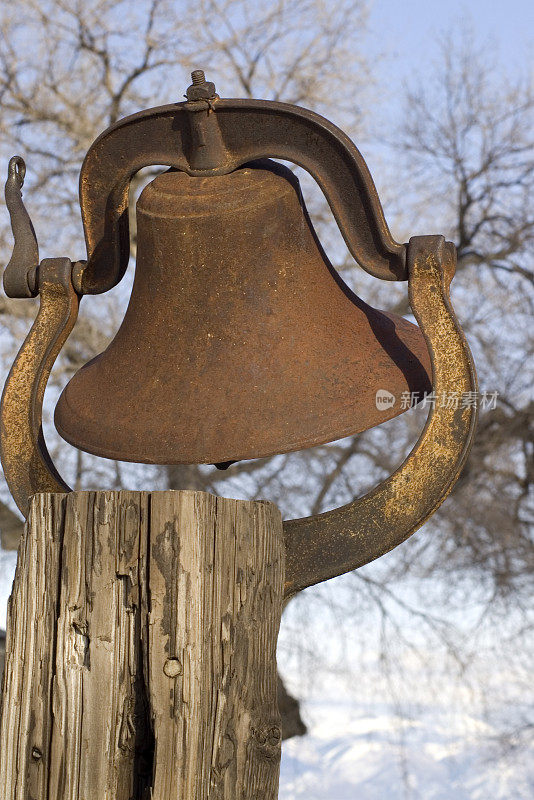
186;69;217;102
72;89;406;295
0;257;78;516
3;156;39;298
55;159;431;465
184;71;226;172
1;74;477;594
283;236;478;595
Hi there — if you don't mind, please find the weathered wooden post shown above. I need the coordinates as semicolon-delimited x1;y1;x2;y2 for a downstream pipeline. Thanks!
0;492;284;799
0;71;476;797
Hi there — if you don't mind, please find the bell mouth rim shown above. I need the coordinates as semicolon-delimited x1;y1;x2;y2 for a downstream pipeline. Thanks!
54;394;425;467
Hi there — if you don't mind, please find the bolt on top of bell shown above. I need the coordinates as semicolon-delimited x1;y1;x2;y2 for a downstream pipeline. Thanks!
186;69;217;101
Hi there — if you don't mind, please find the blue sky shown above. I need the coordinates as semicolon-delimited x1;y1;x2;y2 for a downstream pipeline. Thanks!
368;0;532;88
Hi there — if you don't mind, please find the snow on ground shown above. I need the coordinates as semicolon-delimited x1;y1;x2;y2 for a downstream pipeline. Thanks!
277;575;534;799
280;695;533;799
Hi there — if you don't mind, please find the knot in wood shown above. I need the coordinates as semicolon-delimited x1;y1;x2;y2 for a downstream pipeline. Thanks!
251;724;282;760
163;658;182;678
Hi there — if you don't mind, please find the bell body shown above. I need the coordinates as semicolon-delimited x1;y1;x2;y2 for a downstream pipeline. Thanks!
55;160;431;464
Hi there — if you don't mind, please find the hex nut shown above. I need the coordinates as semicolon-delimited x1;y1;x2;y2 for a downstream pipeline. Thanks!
186;81;217;101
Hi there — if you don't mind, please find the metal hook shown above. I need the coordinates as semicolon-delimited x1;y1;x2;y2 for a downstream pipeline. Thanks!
8;155;26;188
4;155;39;298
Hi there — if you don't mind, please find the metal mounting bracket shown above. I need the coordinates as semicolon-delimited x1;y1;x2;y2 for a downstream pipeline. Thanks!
1;94;477;589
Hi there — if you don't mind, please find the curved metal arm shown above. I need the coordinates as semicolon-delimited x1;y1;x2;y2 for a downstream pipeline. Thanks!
283;236;478;597
0;258;78;517
3;156;39;298
75;98;406;295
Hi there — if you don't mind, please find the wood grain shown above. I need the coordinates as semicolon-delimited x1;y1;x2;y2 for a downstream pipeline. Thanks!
148;491;285;800
0;494;65;800
47;491;148;800
0;490;285;800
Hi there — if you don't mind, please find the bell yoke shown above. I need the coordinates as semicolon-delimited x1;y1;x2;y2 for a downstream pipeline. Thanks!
0;72;477;596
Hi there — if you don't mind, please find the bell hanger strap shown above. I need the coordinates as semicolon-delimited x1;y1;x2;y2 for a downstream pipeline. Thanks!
74;89;407;296
3;82;405;299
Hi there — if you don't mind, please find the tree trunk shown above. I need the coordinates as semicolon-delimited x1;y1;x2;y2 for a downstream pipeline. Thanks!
0;490;285;800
